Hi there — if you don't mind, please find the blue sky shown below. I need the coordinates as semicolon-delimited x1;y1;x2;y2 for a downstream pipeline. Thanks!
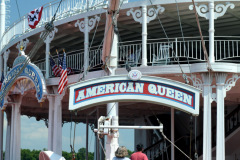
3;0;134;153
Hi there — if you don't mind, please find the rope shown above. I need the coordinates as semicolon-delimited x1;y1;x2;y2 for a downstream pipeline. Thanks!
164;138;169;160
89;111;98;154
73;122;76;157
194;116;198;159
162;132;192;160
106;102;117;116
15;0;21;20
0;0;64;103
52;0;63;21
77;3;112;81
189;116;193;158
191;0;212;70
77;0;127;82
98;136;107;157
70;112;73;150
148;0;188;84
174;0;193;83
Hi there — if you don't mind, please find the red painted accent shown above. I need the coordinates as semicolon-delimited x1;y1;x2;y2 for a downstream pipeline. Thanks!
74;81;194;108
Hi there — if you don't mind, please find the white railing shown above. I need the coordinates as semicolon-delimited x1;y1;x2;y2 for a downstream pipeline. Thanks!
146;38;206;63
34;37;240;76
34;47;103;77
119;43;142;67
119;37;240;65
215;39;240;61
89;47;103;68
0;0;110;51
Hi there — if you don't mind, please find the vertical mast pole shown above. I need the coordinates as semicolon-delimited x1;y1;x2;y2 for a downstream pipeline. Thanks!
105;0;120;159
209;0;215;63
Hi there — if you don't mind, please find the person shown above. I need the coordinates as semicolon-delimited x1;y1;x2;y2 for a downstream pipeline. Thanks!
113;146;130;160
130;144;148;160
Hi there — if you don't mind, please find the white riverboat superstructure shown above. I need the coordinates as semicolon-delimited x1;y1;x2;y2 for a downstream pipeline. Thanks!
1;0;240;160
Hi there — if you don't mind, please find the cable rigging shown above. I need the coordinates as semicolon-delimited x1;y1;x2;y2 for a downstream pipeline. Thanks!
191;0;212;70
174;0;193;83
0;0;64;103
150;109;192;160
14;0;21;20
148;0;189;84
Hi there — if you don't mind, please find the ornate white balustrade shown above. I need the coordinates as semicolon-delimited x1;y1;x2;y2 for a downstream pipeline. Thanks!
0;0;111;51
34;36;240;76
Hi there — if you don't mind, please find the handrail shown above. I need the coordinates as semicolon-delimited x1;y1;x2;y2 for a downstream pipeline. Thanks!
143;139;164;152
0;0;110;51
119;36;240;45
143;135;190;160
32;37;240;75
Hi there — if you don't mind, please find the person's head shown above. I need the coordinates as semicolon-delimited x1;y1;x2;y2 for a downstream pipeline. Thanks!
136;143;144;151
115;146;128;158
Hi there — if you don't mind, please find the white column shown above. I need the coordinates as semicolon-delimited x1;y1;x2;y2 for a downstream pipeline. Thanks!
189;2;235;63
10;105;15;160
15;100;21;160
45;41;50;78
0;0;6;40
84;17;89;76
126;6;165;67
53;94;63;156
75;16;99;75
105;24;119;160
171;108;175;160
0;110;3;160
12;95;22;160
141;5;147;67
215;73;227;160
47;96;55;151
5;109;11;160
209;0;215;63
44;27;58;78
106;102;119;160
201;73;213;160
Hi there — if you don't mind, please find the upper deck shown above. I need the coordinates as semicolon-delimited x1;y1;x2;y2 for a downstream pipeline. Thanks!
1;0;240;84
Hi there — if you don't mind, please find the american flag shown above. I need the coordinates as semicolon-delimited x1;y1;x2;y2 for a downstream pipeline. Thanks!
49;55;61;77
66;67;73;75
57;50;63;70
58;51;68;94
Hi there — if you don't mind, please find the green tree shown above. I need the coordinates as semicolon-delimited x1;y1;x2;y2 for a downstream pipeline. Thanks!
21;149;40;160
127;149;134;158
74;148;94;160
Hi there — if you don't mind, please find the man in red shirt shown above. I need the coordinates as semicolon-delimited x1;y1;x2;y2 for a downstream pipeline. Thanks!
130;144;148;160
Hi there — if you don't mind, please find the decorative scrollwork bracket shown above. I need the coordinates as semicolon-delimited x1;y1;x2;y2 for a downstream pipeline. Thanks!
75;15;100;33
126;5;165;24
43;27;58;44
187;74;203;91
189;2;235;20
225;74;240;92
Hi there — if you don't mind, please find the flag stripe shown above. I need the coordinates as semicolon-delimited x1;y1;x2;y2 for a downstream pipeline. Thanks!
58;51;68;94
